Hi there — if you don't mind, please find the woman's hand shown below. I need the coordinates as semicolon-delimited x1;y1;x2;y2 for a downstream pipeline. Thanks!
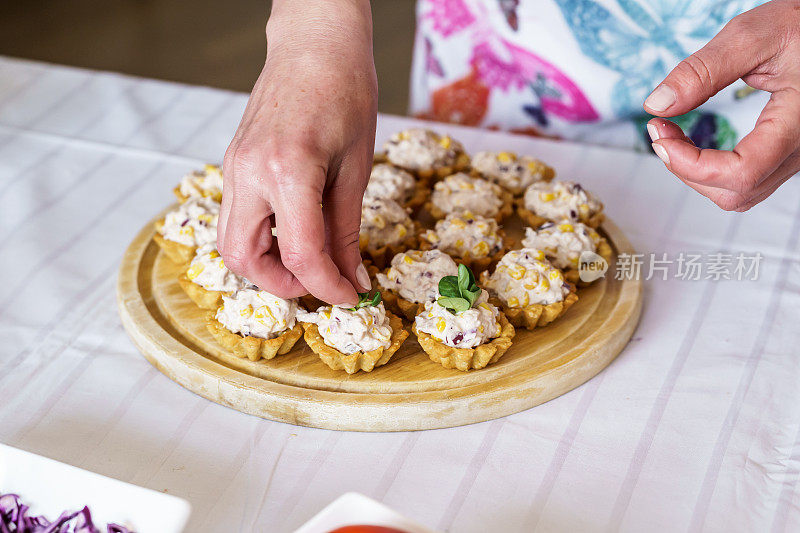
218;0;377;306
644;0;800;211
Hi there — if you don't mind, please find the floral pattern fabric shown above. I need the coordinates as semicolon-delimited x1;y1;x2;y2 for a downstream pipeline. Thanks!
410;0;769;151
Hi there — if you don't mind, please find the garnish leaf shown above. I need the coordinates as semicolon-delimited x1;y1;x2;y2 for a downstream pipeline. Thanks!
348;290;382;311
436;264;481;315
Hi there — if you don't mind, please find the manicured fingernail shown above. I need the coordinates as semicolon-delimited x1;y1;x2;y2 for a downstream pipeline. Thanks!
644;85;676;112
647;123;660;142
355;263;371;290
652;143;670;165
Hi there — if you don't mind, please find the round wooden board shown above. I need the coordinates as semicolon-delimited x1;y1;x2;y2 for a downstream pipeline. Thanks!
117;208;642;432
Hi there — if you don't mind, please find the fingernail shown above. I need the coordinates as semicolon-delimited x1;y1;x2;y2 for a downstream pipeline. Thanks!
646;123;660;142
652;143;670;166
355;263;371;291
644;85;676;112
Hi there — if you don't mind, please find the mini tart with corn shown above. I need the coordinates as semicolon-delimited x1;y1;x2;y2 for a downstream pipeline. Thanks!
298;291;409;374
419;211;507;273
365;163;428;211
426;172;513;222
521;221;613;285
383;128;470;180
518;180;604;228
359;196;418;269
154;196;219;265
413;265;515;371
173;164;224;203
206;286;303;362
480;248;578;330
375;249;459;320
178;244;244;309
470;151;555;196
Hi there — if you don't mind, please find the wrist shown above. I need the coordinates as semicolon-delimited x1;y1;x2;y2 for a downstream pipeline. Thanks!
266;0;372;52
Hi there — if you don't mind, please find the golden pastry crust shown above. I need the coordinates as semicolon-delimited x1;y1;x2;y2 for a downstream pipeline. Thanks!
415;152;471;181
153;219;195;265
359;228;419;270
302;311;409;374
426;189;514;223
412;313;515;371
373;151;388;164
406;179;431;213
177;274;226;310
206;313;304;362
563;237;614;286
515;199;605;229
418;229;508;275
480;278;579;330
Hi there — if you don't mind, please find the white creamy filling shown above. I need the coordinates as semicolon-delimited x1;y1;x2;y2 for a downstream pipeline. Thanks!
484;248;569;306
298;303;393;354
360;197;413;249
422;212;503;258
186;243;244;292
376;249;458;303
415;290;500;348
523;180;602;222
160;196;219;247
365;164;417;203
178;164;223;200
522;221;600;270
383;128;464;171
215;288;298;339
430;173;503;218
471;151;550;191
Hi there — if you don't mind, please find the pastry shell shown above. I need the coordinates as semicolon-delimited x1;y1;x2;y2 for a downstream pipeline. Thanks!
301;311;409;374
412;312;515;371
426;189;514;223
177;273;227;310
206;314;304;362
359;227;419;270
153;219;195;265
480;278;579;330
418;229;508;275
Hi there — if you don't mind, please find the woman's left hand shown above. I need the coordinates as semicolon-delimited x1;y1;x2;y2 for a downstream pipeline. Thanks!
644;0;800;211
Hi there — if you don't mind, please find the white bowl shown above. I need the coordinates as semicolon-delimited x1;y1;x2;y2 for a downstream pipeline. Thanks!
295;492;438;533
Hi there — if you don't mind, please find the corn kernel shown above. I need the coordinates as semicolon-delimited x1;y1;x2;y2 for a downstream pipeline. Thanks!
479;325;484;333
509;266;525;280
535;250;545;261
425;231;439;243
208;250;220;259
254;305;275;321
459;181;475;190
527;161;542;173
570;256;580;266
497;152;515;164
198;214;215;224
521;293;530;307
186;263;204;280
372;215;386;229
403;255;414;264
398;131;410;140
473;241;489;257
204;164;218;173
455;239;465;249
479;303;491;310
558;223;574;232
507;297;520;307
219;259;226;269
578;203;590;214
397;224;408;237
450;218;467;229
539;192;555;202
439;136;452;149
541;278;550;290
179;226;194;236
322;310;331;319
437;318;446;332
240;306;253;318
550;270;563;281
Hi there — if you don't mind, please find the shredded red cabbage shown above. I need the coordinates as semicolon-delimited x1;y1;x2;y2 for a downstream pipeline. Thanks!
0;494;131;533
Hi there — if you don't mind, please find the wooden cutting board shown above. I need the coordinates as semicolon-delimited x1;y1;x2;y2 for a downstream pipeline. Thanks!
117;208;642;432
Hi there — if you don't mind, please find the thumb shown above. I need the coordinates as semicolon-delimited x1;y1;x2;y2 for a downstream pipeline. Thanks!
643;15;770;117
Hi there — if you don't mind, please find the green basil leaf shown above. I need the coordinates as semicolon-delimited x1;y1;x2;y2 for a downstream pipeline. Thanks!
457;264;470;292
371;292;382;306
437;296;470;314
463;288;479;307
438;276;460;298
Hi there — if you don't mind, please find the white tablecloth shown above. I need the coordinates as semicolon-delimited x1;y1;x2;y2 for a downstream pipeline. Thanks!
1;57;799;533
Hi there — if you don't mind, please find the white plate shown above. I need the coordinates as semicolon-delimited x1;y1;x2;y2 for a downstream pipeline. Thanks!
0;443;191;532
295;492;438;533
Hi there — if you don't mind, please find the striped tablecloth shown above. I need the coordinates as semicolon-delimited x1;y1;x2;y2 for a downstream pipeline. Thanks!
1;56;799;532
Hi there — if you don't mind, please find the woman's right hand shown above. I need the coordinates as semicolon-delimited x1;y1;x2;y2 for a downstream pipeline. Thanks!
218;0;377;307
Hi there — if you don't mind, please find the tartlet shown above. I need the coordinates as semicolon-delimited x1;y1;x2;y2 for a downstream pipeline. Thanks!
413;287;515;372
521;221;613;285
480;248;578;330
365;163;429;212
470;151;555;195
299;302;409;374
383;128;470;180
154;196;219;265
359;196;418;269
206;287;303;361
375;249;459;320
425;172;513;222
419;211;508;274
178;244;244;309
173;164;223;203
517;180;604;228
